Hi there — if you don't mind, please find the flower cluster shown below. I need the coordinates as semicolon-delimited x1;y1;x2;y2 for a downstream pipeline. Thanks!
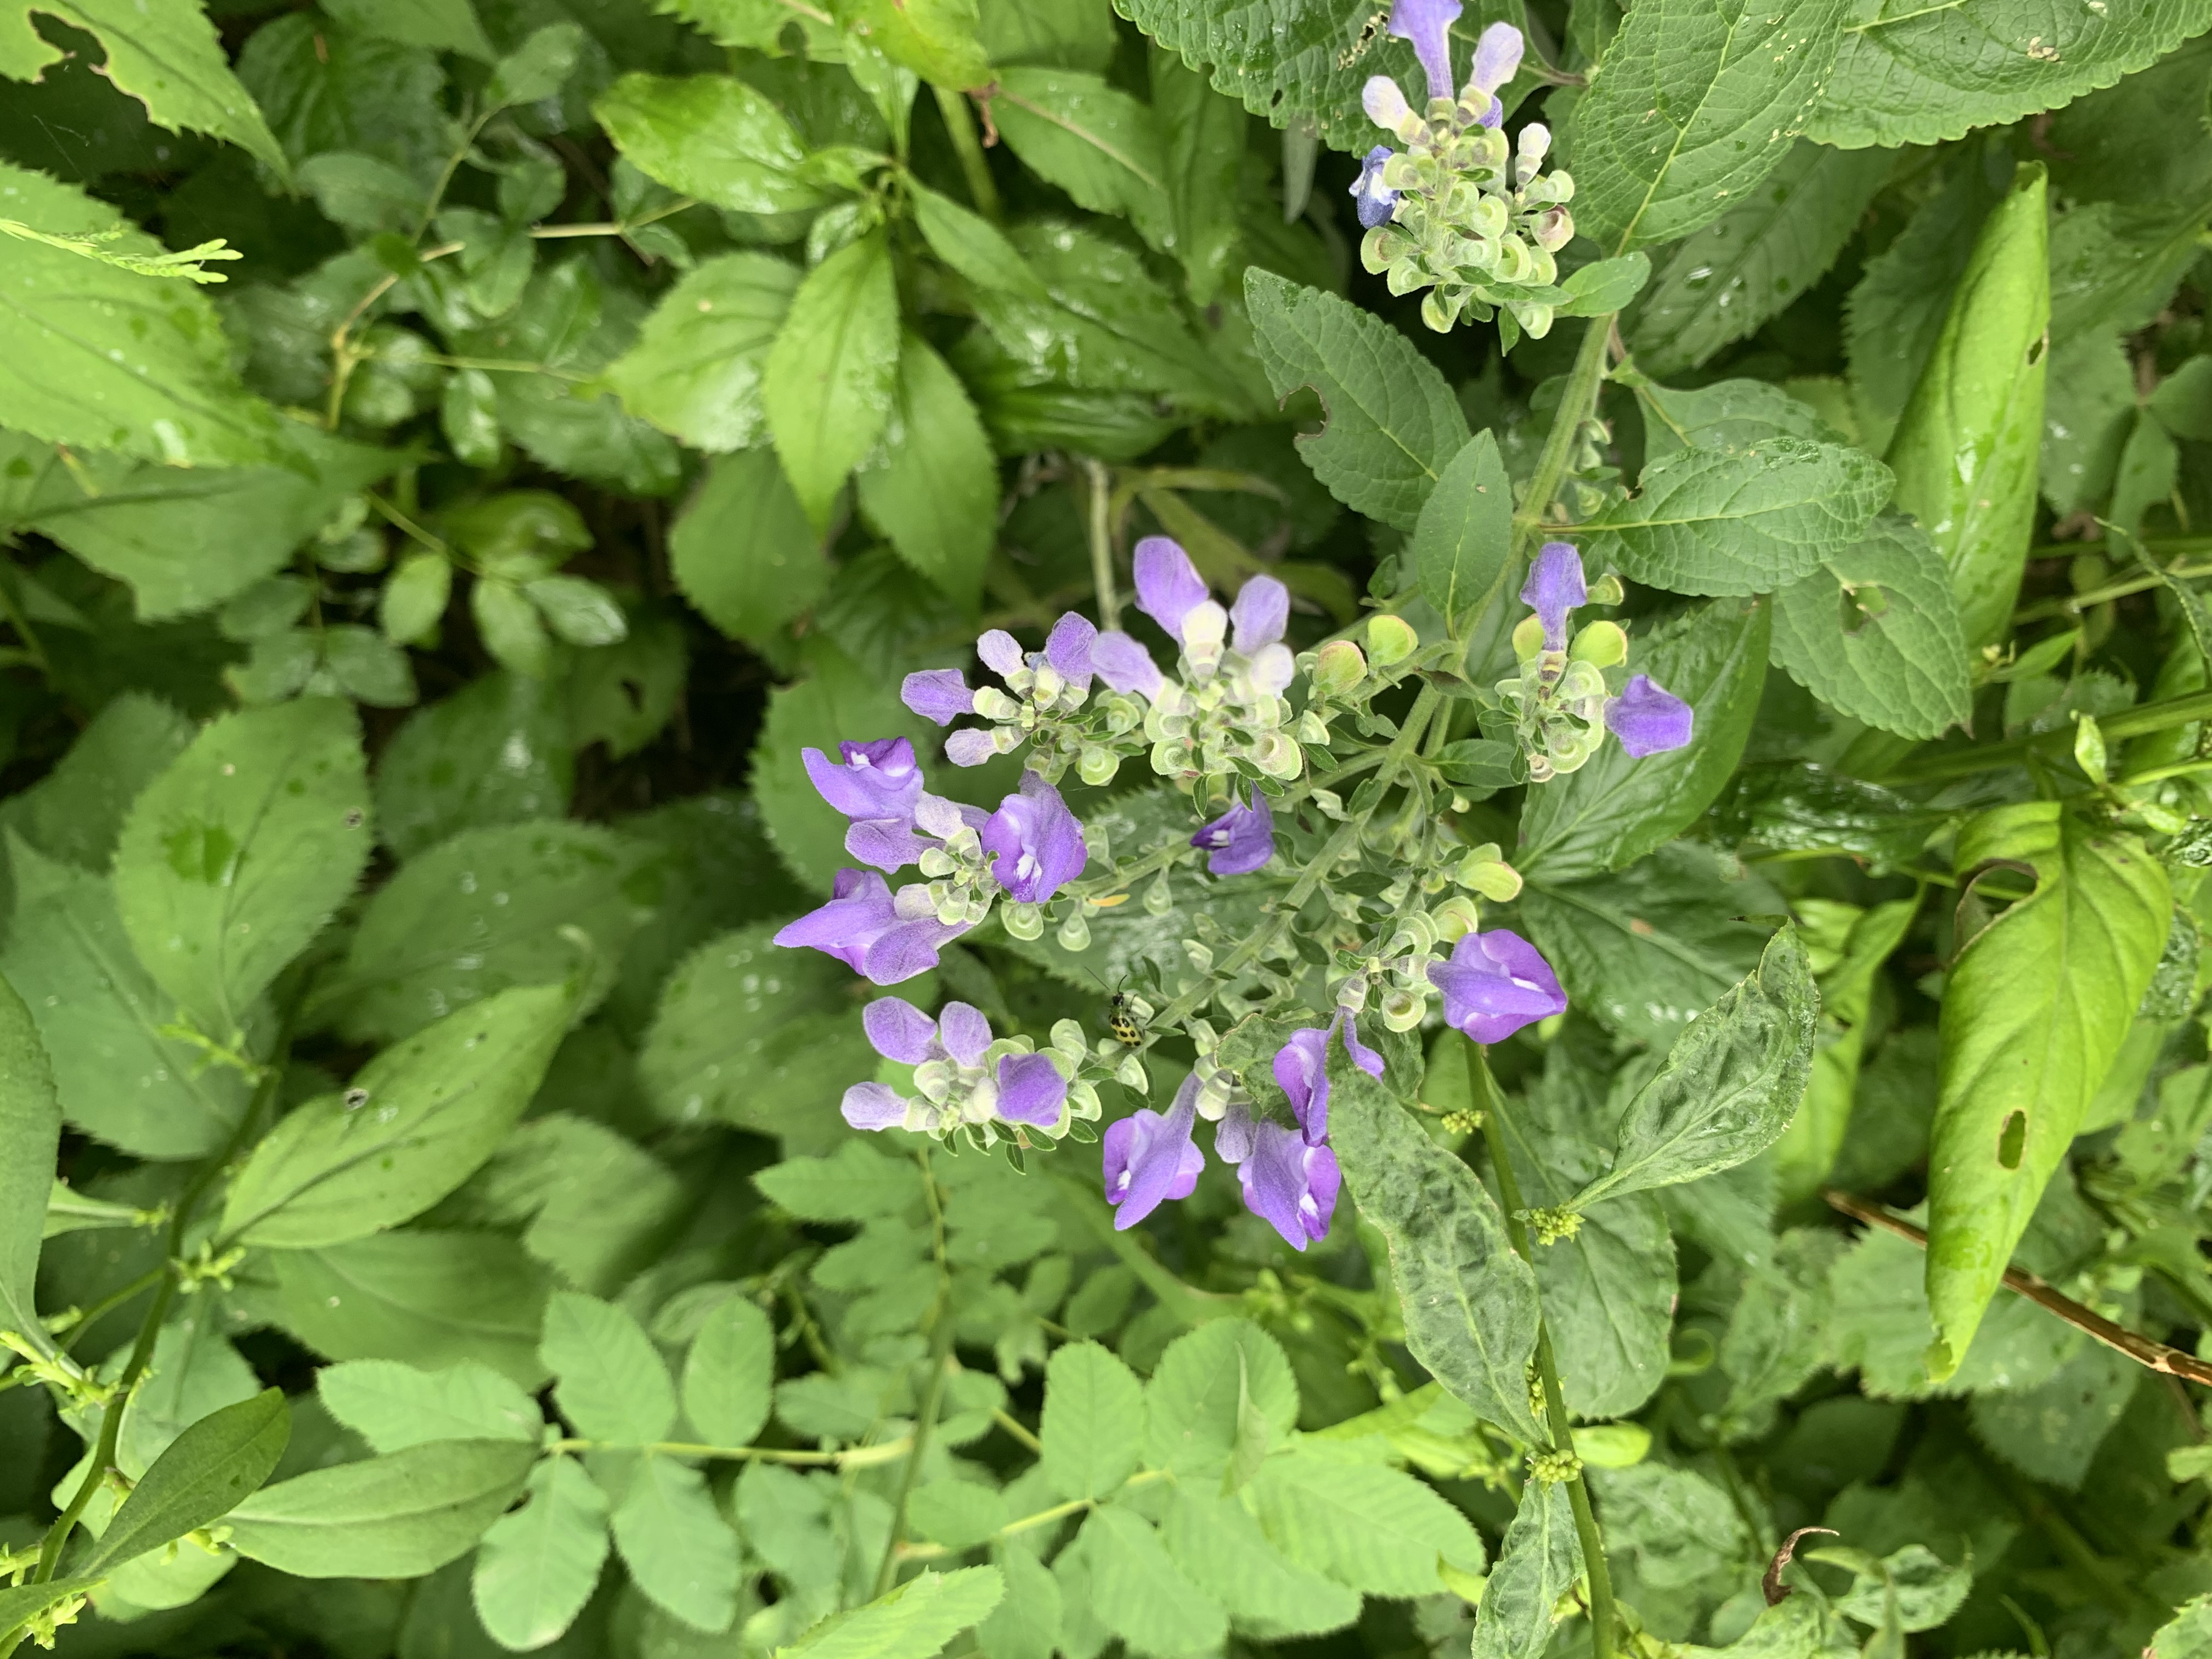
1496;542;1694;781
843;998;1099;1144
1352;0;1578;337
772;738;1087;982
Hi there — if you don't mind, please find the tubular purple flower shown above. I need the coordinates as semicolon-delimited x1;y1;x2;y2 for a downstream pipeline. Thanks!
844;816;936;873
981;774;1087;903
1521;541;1587;651
1363;77;1412;131
1351;146;1402;228
1428;928;1568;1043
945;729;1001;766
1216;1098;1259;1165
1133;537;1210;642
1468;20;1522;95
1229;575;1291;655
1102;1074;1205;1229
1046;612;1098;687
862;996;938;1064
774;870;972;985
977;630;1025;677
1090;631;1164;698
902;669;975;727
1608;675;1695;757
1388;0;1463;99
996;1052;1069;1128
1238;1122;1341;1250
1272;1012;1384;1144
842;1081;907;1130
803;738;924;822
936;1001;994;1067
1190;789;1275;876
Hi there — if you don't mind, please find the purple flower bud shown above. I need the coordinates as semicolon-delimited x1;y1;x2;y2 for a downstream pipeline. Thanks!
1216;1098;1259;1164
842;1081;907;1130
902;669;975;727
844;817;935;873
1046;612;1097;688
1363;77;1412;131
772;869;972;985
1468;20;1522;96
936;1000;993;1067
1230;575;1290;655
1133;537;1210;644
1427;928;1567;1043
996;1051;1068;1128
1103;1074;1204;1229
1607;675;1694;757
981;774;1087;904
1191;790;1275;876
863;996;938;1063
977;630;1025;676
1351;146;1402;229
1090;631;1164;698
1237;1122;1341;1250
803;738;924;822
1521;542;1586;652
1272;1012;1384;1144
1388;0;1463;99
945;729;1001;766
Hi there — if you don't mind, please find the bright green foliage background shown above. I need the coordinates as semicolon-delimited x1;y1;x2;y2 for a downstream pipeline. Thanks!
0;1;2209;1658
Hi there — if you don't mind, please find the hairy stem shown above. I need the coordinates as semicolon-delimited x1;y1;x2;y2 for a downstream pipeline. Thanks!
1083;456;1120;625
1510;315;1614;560
1469;1042;1618;1659
934;86;1002;221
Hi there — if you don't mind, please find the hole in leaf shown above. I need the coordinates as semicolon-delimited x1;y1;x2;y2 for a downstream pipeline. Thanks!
1997;1109;2027;1170
1953;858;2039;955
1837;582;1890;635
2027;331;2049;368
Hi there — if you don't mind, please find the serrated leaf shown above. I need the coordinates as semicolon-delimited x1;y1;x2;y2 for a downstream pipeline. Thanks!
1770;516;1973;739
1160;1486;1361;1639
83;1389;290;1574
1079;1505;1228;1658
316;1359;541;1454
225;1440;537;1578
784;1566;1007;1659
1245;1449;1487;1599
671;448;831;647
831;0;988;87
1414;431;1512;628
753;1138;921;1222
993;69;1171;251
855;334;1000;607
1040;1341;1145;1502
1570;0;1852;250
682;1296;774;1448
1470;1477;1582;1659
601;252;799;452
763;228;902;531
1144;1320;1297;1480
1245;269;1470;532
593;73;834;213
612;1455;743;1632
373;672;574;863
471;1456;610;1651
543;1289;678;1444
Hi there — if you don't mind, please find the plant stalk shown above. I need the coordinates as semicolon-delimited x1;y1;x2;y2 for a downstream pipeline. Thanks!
933;86;1002;221
1510;315;1614;560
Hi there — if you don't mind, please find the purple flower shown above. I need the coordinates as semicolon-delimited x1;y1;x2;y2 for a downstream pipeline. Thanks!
1102;1074;1204;1229
842;997;1070;1133
1521;541;1586;652
1134;537;1211;642
980;774;1087;903
1608;675;1694;757
1237;1122;1341;1250
773;870;971;985
1046;612;1097;688
1363;77;1412;132
1230;575;1290;655
803;738;924;822
1191;790;1276;876
1467;20;1522;123
1351;146;1401;229
1428;928;1568;1043
1389;0;1462;100
902;669;975;727
1272;1012;1384;1144
996;1051;1070;1127
1090;631;1164;698
945;729;1002;766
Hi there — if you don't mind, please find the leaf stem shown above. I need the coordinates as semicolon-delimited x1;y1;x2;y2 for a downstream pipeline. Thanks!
1878;688;2212;785
1468;1042;1618;1659
1510;315;1613;559
547;1436;912;1466
876;1148;956;1598
933;86;1003;222
1082;456;1120;626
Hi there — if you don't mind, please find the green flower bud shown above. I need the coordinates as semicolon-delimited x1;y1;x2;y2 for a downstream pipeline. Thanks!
1454;843;1523;901
1569;620;1628;668
1367;615;1418;665
1586;572;1625;606
1511;613;1547;662
1379;985;1428;1031
1431;894;1481;941
1078;744;1120;786
1056;910;1091;952
1312;639;1367;696
1002;901;1045;941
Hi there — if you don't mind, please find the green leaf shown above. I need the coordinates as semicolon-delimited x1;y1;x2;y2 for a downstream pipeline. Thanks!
1925;804;2169;1379
0;1580;103;1648
1967;1340;2140;1491
112;697;372;1043
0;0;287;173
594;73;835;213
0;165;287;467
1144;1319;1297;1480
1329;1062;1546;1443
977;1550;1062;1659
0;691;192;872
543;1289;678;1444
830;0;988;87
1469;1477;1581;1659
910;182;1050;300
1568;0;1852;250
219;984;573;1248
1571;928;1818;1209
909;1481;1006;1551
2050;195;2211;349
485;20;582;107
993;69;1170;252
2154;1598;2212;1659
1159;1486;1361;1640
0;973;61;1353
1153;51;1246;304
471;1456;611;1651
1521;842;1781;1046
1413;431;1512;630
1517;597;1770;879
672;448;831;646
856;335;1000;607
1079;1505;1229;1657
321;0;494;58
1635;376;1845;459
315;1359;541;1453
331;822;647;1042
601;252;800;453
783;1566;1007;1658
764;229;902;531
1771;901;1918;1205
611;1455;743;1633
1040;1340;1146;1502
752;1138;921;1222
1630;142;1894;378
224;1439;537;1579
83;1389;290;1574
373;672;574;863
1805;0;2212;149
1244;269;1471;533
475;578;553;679
0;846;248;1159
1245;1449;1487;1599
682;1296;774;1448
1883;163;2048;650
526;575;627;647
1578;439;1893;596
1559;252;1652;317
267;1229;552;1389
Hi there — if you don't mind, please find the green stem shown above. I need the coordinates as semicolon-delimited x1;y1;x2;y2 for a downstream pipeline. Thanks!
548;1436;911;1466
1468;1043;1618;1659
1083;456;1120;626
1878;689;2212;785
933;85;1002;221
874;1311;956;1597
1509;316;1613;560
